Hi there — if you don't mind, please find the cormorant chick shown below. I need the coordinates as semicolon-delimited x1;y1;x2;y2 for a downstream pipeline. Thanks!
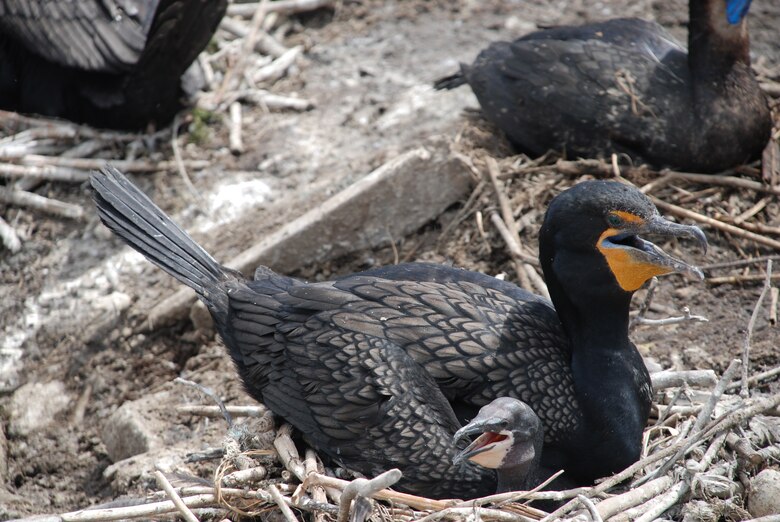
0;0;227;129
453;398;543;493
435;0;771;173
90;167;707;496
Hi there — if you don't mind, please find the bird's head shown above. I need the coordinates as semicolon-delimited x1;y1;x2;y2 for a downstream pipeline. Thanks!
538;180;707;315
453;398;543;472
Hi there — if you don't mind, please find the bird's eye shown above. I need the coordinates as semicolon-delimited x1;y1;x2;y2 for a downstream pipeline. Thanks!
606;214;622;228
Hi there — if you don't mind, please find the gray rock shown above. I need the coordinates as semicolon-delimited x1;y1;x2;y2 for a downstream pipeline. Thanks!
748;468;780;517
8;381;72;436
101;401;161;463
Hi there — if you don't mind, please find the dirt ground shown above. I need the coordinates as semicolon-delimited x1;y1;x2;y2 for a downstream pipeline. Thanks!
1;0;779;519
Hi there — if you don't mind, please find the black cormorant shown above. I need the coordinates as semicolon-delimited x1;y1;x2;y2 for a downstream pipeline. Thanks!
0;0;227;129
90;167;707;497
435;0;771;173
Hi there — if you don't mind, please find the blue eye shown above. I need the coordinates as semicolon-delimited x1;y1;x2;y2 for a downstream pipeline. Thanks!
606;214;622;228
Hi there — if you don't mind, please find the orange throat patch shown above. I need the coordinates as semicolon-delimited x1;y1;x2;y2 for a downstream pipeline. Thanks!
598;227;673;292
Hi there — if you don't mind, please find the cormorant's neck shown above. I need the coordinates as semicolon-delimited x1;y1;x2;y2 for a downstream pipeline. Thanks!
688;0;751;81
496;462;537;494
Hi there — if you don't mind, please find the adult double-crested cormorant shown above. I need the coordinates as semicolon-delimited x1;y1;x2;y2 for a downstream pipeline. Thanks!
0;0;227;129
90;167;706;497
454;398;543;493
435;0;771;173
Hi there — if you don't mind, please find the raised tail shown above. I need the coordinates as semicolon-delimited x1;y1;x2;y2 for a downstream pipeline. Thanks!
90;166;227;298
433;71;467;90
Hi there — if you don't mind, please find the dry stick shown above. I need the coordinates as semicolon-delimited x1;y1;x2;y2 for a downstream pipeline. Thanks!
229;102;244;154
728;365;780;391
0;214;21;252
304;473;450;511
303;448;329;522
269;484;300;522
253;46;302;84
650;197;780;250
171;113;202;202
645;359;741;482
0;162;90;183
545;392;780;520
154;470;201;522
0;186;84;219
1;154;210;172
742;260;774;398
175;377;234;427
216;0;269;104
274;424;306;481
661;170;780;197
708;274;780;285
416;507;535;522
220;16;289;57
631;306;708;328
177;404;268;418
337;469;402;522
701;255;780;271
227;0;335;17
770;287;779;325
460;470;565;511
221;465;268;487
576;494;603;522
594;476;673;520
651;370;717;390
617;481;689;522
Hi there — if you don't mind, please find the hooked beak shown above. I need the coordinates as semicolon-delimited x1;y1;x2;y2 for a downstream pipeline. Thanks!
452;417;508;466
598;215;707;292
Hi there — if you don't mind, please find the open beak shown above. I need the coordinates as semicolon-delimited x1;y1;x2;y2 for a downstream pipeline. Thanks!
452;417;507;466
599;216;707;292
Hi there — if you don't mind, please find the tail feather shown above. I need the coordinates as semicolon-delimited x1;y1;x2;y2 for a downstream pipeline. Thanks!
90;166;225;296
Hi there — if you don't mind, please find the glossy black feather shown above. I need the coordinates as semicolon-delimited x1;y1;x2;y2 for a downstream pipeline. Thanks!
0;0;226;129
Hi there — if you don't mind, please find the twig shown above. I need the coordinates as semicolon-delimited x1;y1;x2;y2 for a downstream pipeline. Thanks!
216;0;269;103
229;102;245;155
594;476;673;520
701;255;780;271
645;359;741;481
0;186;84;219
770;287;779;325
269;484;300;522
631;306;708;328
1;154;210;172
742;260;774;398
576;495;603;522
0;162;90;183
177;404;268;418
338;469;402;522
650;197;780;250
227;0;335;17
651;370;717;390
154;470;200;522
633;481;689;522
171;114;201;202
629;277;657;331
221;465;268;487
253;46;303;84
707;274;780;285
416;506;535;522
175;377;234;427
0;214;21;252
660;170;780;197
304;473;450;511
220;16;289;57
727;365;780;391
274;424;306;481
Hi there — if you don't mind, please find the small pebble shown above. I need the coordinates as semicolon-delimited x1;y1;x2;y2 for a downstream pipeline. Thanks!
748;469;780;517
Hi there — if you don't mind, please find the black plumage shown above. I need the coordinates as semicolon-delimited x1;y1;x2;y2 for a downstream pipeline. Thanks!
435;0;771;173
90;167;706;497
0;0;227;129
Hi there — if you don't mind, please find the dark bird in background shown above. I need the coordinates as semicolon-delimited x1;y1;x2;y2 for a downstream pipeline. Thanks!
0;0;227;130
90;167;706;498
453;398;543;493
435;0;771;173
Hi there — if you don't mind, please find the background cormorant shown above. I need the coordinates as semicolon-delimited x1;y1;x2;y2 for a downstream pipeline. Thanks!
90;167;706;496
435;0;771;173
0;0;227;129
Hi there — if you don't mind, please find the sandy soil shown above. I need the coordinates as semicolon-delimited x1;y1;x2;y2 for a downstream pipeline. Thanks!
1;0;779;518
